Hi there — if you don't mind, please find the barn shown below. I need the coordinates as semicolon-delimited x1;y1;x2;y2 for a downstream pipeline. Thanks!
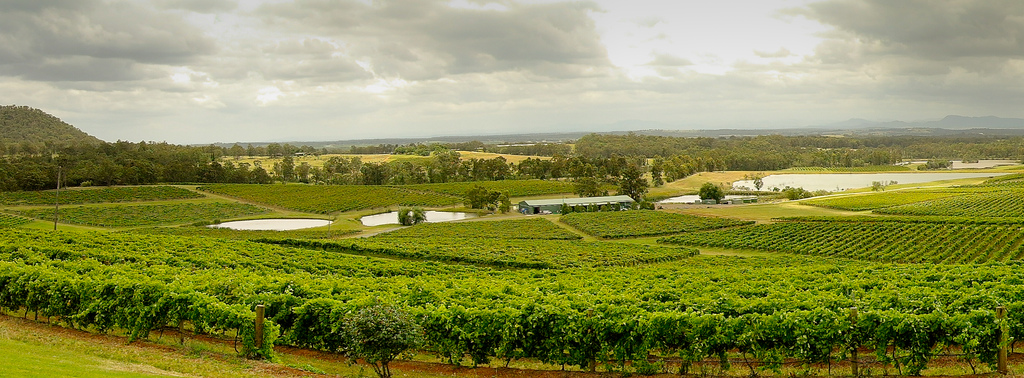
518;195;636;215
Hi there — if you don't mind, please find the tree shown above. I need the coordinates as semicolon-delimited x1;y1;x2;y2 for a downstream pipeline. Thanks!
342;304;422;378
397;207;426;226
919;159;952;170
782;186;814;200
464;185;500;210
497;191;511;213
279;155;295;182
573;177;607;198
617;165;649;202
651;157;665;187
266;143;283;157
698;182;725;203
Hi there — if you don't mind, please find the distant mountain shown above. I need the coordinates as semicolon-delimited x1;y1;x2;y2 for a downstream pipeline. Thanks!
816;115;1024;131
206;115;1024;148
928;115;1024;129
0;105;102;146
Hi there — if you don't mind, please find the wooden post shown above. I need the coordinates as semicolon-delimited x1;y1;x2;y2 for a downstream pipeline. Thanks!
998;306;1008;374
588;309;596;373
850;307;859;377
255;304;265;350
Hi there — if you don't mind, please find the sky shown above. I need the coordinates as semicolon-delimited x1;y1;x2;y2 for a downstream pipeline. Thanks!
1;0;1023;144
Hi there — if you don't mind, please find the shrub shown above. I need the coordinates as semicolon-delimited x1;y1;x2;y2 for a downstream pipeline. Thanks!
343;304;422;378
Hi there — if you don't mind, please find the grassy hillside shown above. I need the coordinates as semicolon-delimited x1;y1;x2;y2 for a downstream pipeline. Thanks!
0;105;102;147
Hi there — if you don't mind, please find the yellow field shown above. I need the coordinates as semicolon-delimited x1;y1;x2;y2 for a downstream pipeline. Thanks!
221;151;549;172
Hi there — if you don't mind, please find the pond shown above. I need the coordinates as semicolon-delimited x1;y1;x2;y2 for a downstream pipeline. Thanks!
732;172;1009;192
659;195;752;204
360;211;479;227
210;219;332;231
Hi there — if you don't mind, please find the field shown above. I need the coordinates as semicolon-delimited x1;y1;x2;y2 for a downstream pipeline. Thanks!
400;180;574;197
270;236;692;268
14;202;269;228
200;184;462;213
875;191;1024;217
560;210;753;238
802;191;957;211
0;186;203;205
8;173;1024;376
783;166;913;172
222;151;549;175
0;213;31;228
4;228;1024;375
378;218;581;240
660;219;1024;264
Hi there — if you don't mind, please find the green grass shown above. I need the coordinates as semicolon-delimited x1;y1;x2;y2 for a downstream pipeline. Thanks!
560;210;753;238
675;201;859;223
0;337;170;377
201;184;462;213
13;202;270;228
380;218;581;240
801;191;958;211
0;316;271;378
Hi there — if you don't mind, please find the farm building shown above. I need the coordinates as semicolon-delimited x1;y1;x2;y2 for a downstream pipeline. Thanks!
518;195;635;215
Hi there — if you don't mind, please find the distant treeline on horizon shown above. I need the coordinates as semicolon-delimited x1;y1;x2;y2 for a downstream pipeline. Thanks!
2;133;1023;192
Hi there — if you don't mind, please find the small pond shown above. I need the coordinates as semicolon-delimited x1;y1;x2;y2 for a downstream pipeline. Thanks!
732;172;1009;192
360;211;479;227
210;219;332;231
659;195;752;204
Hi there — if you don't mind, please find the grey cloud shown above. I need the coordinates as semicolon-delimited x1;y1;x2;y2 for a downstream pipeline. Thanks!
1;57;149;82
0;0;96;12
799;0;1024;60
0;0;216;82
256;39;372;82
256;0;611;80
784;0;1024;106
154;0;237;13
646;53;693;67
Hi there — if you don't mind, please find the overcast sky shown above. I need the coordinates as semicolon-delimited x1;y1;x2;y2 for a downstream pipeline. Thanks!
2;0;1023;144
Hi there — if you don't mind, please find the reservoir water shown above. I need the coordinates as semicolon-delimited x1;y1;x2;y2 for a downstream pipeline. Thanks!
732;172;1008;192
360;211;478;226
210;218;333;231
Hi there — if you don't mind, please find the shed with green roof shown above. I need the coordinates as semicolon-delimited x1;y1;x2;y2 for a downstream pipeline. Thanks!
518;195;635;215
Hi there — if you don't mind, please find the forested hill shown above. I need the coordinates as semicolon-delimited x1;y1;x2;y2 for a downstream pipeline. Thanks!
0;105;102;147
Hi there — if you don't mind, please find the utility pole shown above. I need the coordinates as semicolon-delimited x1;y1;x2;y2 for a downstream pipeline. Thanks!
54;165;62;231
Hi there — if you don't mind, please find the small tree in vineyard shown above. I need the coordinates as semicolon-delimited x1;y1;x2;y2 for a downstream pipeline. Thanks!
343;304;422;378
396;207;426;226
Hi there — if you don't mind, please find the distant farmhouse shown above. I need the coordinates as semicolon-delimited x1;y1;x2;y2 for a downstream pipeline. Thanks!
518;195;635;215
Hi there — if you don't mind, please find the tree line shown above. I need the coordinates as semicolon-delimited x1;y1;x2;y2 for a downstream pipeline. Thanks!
575;133;1024;169
4;133;1024;197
